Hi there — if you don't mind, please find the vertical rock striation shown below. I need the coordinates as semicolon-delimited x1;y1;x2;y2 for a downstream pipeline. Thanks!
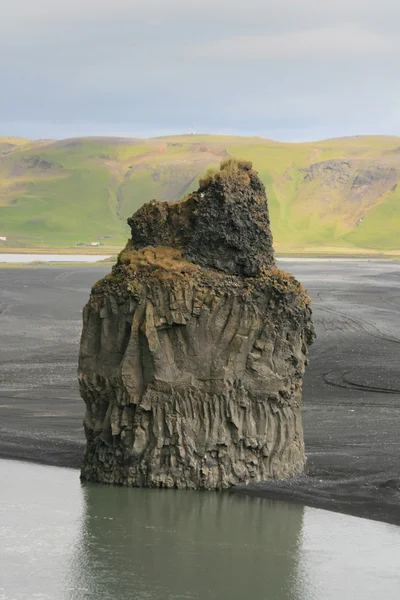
79;160;314;489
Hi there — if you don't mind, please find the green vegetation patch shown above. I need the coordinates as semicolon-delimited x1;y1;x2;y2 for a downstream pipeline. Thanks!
0;134;399;253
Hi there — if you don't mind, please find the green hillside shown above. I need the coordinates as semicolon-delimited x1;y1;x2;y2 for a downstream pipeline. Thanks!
1;134;399;254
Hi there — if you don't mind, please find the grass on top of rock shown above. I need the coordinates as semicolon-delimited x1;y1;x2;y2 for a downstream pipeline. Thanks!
118;244;199;277
252;266;311;307
91;246;198;295
198;158;254;190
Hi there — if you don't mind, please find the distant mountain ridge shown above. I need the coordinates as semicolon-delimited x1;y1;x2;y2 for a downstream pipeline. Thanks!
0;134;399;253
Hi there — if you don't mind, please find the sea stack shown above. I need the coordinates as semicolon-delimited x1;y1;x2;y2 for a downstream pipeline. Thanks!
78;160;314;489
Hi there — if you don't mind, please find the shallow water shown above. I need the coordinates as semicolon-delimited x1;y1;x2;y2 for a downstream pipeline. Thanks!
0;253;111;263
1;460;400;600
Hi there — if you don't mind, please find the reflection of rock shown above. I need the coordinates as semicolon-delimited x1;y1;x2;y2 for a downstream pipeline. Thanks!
72;484;304;600
79;160;314;489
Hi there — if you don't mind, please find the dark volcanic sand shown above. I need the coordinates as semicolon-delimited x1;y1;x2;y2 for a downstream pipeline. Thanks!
1;260;399;525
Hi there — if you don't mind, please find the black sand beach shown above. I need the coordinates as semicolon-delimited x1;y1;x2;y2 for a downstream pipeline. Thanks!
1;260;399;525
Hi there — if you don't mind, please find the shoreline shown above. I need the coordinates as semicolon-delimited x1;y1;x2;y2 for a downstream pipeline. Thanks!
1;262;399;528
1;449;399;526
0;253;112;264
1;250;399;256
0;254;398;269
231;473;400;527
0;247;121;254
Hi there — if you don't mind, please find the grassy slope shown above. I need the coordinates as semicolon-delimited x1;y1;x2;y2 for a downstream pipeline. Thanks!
0;134;399;253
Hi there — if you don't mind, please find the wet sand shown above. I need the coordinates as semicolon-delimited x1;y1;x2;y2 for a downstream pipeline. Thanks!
0;261;399;525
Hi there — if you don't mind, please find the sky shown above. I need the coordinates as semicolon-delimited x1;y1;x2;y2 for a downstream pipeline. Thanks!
1;0;400;141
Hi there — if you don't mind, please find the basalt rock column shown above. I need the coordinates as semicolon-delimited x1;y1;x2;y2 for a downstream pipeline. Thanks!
79;160;314;489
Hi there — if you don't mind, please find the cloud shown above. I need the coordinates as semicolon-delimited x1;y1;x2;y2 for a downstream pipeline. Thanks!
3;0;400;34
193;24;399;60
0;0;400;140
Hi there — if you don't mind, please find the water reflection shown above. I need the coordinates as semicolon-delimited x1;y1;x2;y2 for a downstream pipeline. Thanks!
72;484;305;600
2;460;400;600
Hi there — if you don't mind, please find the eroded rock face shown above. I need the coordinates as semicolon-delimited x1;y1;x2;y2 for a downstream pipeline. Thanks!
128;160;274;277
79;160;314;489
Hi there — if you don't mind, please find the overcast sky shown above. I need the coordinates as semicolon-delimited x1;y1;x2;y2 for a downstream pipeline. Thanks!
1;0;400;141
